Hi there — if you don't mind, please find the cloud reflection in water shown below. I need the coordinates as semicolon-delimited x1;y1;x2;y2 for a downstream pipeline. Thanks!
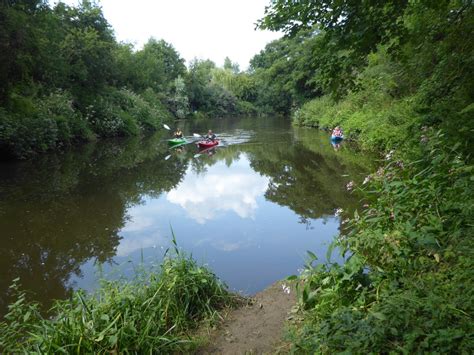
167;157;269;223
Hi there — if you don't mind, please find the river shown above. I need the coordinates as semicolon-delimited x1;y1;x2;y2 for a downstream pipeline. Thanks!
0;117;374;315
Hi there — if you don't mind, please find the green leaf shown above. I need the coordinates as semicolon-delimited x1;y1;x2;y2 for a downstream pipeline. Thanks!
326;241;336;262
306;250;318;261
371;312;387;321
108;334;118;346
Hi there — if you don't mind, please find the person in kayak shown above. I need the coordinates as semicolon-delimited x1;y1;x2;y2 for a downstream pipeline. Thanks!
205;130;216;142
174;128;183;138
332;126;343;137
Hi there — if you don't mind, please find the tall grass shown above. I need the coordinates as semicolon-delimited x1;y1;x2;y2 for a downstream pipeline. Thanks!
0;238;236;353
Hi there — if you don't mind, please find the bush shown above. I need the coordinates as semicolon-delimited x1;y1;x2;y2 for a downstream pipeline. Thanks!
236;100;258;116
0;91;92;159
288;131;474;353
39;90;92;143
295;91;419;152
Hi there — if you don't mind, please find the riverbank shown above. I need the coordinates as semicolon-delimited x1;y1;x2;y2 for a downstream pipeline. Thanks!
0;253;300;354
199;280;296;354
282;128;474;353
0;245;238;353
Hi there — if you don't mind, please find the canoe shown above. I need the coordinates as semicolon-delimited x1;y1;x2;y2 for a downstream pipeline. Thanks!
197;140;219;149
331;135;344;142
168;138;187;146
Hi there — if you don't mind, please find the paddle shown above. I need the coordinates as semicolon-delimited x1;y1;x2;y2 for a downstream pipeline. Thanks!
163;124;171;130
164;154;172;160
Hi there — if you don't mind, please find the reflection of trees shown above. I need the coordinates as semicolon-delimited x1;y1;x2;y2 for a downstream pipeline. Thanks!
201;126;374;223
249;143;356;219
0;121;375;315
244;127;373;221
0;132;188;315
182;121;373;223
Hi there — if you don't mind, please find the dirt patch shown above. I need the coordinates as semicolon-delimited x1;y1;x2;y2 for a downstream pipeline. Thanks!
198;281;296;354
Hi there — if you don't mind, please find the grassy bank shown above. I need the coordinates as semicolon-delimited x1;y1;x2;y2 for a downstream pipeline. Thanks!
292;45;473;156
287;130;474;353
0;241;236;353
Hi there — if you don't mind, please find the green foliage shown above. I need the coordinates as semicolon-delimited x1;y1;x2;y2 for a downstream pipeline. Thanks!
257;0;410;96
288;132;474;353
0;250;236;353
171;76;190;119
0;90;93;158
0;1;184;159
184;59;250;118
295;92;417;152
133;38;187;94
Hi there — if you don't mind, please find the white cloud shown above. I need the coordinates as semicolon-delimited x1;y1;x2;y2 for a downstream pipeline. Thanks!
167;158;269;223
116;232;164;257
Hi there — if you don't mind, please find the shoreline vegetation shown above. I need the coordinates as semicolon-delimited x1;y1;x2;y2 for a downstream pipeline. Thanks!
1;0;473;353
0;1;265;160
257;1;474;353
0;239;240;353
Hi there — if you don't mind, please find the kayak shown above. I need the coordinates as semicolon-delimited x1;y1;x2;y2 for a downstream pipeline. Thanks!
168;138;187;146
197;140;219;149
331;135;344;142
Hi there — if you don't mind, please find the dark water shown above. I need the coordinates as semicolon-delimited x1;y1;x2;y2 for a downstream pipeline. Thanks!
0;117;374;315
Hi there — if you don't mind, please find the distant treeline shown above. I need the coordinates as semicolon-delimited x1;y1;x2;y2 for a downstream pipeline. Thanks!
0;0;280;159
1;1;473;159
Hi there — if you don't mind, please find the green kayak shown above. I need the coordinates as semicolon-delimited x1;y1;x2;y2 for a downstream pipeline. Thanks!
168;138;187;146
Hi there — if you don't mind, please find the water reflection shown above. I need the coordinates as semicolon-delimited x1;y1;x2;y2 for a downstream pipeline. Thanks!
0;133;188;314
167;157;269;223
0;117;374;315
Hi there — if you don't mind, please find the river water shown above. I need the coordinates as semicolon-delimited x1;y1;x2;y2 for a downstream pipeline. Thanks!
0;117;374;315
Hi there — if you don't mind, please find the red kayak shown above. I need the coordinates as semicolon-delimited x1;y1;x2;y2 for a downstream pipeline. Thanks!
197;140;219;149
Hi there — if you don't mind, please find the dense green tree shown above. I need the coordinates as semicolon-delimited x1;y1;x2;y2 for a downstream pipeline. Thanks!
0;0;47;103
257;0;411;96
134;38;186;94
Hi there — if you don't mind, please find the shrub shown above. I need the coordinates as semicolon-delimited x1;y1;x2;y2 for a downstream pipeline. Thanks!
0;91;93;159
289;131;474;353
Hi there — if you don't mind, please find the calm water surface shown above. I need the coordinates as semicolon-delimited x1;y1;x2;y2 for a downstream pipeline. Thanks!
0;117;374;315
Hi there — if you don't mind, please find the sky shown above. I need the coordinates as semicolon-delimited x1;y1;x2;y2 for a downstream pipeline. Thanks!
55;0;282;70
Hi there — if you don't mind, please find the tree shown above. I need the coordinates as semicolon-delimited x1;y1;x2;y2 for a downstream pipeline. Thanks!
134;38;186;94
257;0;410;97
223;56;240;74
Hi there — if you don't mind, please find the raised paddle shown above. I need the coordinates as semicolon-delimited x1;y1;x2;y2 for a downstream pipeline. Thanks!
163;124;171;130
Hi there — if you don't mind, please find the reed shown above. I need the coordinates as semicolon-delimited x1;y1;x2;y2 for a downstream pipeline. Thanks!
0;239;236;353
